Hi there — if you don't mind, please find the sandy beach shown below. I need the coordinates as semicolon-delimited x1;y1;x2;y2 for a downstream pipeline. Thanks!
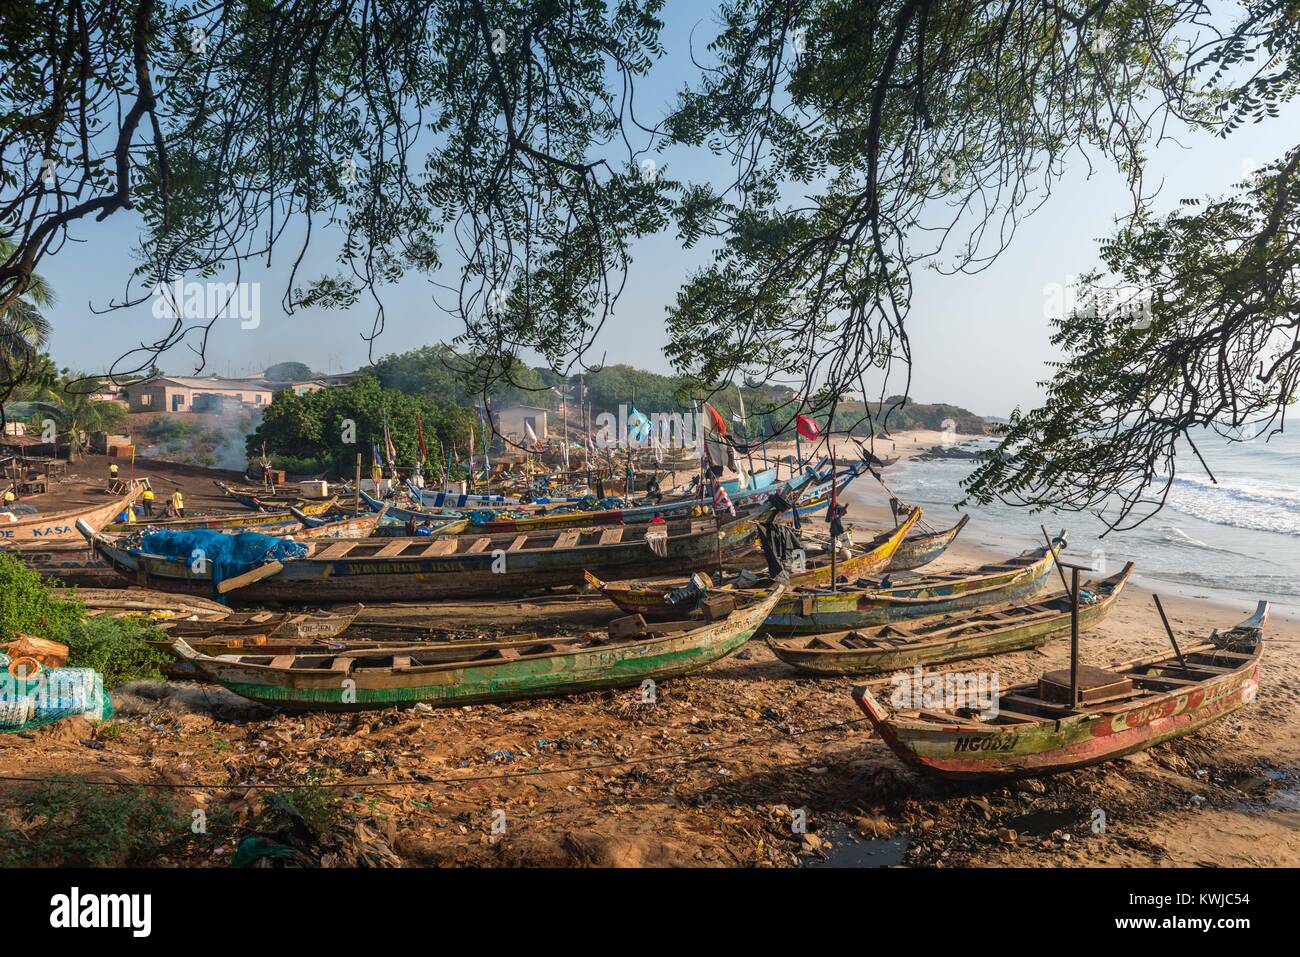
3;433;1297;868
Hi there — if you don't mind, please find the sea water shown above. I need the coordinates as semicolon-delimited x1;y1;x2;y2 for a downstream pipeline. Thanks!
844;429;1300;618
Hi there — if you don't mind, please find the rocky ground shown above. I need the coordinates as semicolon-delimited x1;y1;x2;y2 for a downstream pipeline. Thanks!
2;590;1295;868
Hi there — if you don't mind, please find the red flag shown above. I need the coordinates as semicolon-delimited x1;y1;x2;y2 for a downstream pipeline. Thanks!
704;402;728;435
795;414;821;441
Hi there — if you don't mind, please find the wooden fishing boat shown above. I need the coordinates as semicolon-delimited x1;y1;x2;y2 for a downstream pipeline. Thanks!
214;481;336;514
888;515;970;571
58;586;232;620
107;497;341;535
853;601;1268;780
288;507;395;539
585;508;924;620
358;467;828;530
764;532;1067;635
168;586;783;710
160;603;364;640
5;543;123;587
0;484;143;545
82;507;771;603
769;563;1133;675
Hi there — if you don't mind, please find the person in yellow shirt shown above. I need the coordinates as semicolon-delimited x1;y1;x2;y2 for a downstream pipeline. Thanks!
141;487;155;517
2;486;15;507
109;462;119;482
170;490;185;518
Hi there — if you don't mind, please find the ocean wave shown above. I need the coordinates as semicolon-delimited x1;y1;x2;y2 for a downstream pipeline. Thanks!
1142;569;1300;601
1165;476;1300;536
1152;526;1262;559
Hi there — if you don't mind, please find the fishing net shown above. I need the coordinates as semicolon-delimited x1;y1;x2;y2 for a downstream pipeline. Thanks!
137;528;308;591
0;661;113;733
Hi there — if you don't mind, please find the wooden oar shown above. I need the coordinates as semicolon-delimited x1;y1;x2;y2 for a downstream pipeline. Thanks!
1151;593;1192;675
216;560;285;595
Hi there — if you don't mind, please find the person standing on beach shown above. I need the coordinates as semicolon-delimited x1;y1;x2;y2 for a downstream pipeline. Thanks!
170;490;185;518
141;487;155;516
109;462;119;483
829;503;852;560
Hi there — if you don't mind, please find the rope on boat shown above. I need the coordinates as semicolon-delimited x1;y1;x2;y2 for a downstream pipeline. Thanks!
0;716;871;791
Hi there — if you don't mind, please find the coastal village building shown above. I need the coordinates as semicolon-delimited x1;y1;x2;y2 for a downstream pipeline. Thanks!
123;376;276;413
121;374;337;413
494;405;549;442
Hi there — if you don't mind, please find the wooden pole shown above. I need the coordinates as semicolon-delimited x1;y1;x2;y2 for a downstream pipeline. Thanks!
354;453;361;515
1069;566;1080;706
1041;524;1071;596
1152;594;1192;675
829;447;838;592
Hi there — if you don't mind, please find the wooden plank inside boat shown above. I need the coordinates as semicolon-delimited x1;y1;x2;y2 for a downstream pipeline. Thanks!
420;538;459;557
313;541;357;560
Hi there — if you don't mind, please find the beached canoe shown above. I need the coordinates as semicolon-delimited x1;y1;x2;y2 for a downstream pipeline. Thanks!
853;600;1268;780
358;465;839;530
56;586;232;617
169;586;784;711
887;515;971;571
0;484;143;545
763;532;1067;635
214;481;336;514
83;507;770;603
160;603;364;640
106;497;341;535
584;508;924;620
288;506;398;539
768;563;1133;675
6;543;121;587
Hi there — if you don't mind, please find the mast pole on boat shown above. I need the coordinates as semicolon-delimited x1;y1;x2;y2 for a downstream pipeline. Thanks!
1070;565;1079;705
1152;593;1191;675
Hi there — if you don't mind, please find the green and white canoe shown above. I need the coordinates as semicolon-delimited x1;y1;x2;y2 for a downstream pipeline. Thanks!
169;586;783;711
768;563;1133;675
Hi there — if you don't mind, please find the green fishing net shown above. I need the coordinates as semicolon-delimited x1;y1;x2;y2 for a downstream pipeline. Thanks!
0;657;113;732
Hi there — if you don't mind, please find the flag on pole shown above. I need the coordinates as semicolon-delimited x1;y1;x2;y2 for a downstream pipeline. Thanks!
371;443;383;486
704;402;728;435
711;476;735;516
416;414;427;465
795;414;821;441
382;413;397;467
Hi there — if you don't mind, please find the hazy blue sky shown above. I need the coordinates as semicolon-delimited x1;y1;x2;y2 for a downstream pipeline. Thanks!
35;10;1299;418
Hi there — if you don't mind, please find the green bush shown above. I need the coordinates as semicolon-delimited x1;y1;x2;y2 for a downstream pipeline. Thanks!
0;551;83;642
0;552;170;686
0;779;181;866
61;615;173;688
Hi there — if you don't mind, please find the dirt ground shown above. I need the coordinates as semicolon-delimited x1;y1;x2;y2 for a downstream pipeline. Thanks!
2;445;1297;868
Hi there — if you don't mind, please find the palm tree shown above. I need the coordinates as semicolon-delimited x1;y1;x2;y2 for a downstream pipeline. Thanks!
0;237;55;387
29;375;125;461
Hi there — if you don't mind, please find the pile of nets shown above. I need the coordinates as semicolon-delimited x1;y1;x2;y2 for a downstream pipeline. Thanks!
0;660;112;732
138;528;308;593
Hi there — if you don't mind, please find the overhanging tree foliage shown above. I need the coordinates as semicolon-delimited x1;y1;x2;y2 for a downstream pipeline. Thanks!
2;1;1298;521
